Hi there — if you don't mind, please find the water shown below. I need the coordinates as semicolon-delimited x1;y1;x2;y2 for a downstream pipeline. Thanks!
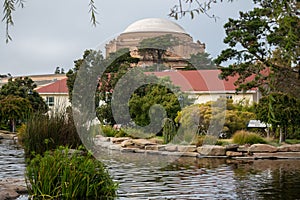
0;139;25;179
1;142;300;199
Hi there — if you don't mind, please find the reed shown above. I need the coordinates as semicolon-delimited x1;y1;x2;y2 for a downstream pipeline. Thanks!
25;146;118;199
232;130;266;145
18;110;82;158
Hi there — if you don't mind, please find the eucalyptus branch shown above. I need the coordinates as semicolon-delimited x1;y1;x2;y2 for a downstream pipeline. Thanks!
169;0;233;20
88;0;98;26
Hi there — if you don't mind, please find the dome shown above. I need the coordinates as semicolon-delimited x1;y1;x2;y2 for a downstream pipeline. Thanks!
123;18;186;34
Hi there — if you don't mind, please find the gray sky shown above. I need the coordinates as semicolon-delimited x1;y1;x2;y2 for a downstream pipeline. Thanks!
0;0;253;76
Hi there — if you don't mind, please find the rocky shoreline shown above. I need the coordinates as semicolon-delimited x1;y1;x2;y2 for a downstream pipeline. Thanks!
94;135;300;160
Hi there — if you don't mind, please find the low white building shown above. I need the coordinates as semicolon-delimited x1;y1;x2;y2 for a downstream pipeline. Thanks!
147;70;260;104
36;78;70;113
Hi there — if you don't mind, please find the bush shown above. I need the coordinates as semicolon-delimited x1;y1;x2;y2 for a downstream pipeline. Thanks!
232;130;266;145
194;135;223;147
19;111;82;158
25;146;117;199
122;127;155;139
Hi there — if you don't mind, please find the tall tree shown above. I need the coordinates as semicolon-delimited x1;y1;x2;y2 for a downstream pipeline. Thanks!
0;77;47;112
215;0;300;97
0;95;32;132
186;52;217;70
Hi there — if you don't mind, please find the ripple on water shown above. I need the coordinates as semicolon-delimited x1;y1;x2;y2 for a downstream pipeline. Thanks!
0;139;26;179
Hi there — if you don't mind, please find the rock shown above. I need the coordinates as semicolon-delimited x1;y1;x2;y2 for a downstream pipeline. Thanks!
145;145;159;151
164;145;178;152
108;144;121;150
248;144;277;153
177;145;197;152
226;151;243;157
225;144;239;151
277;144;292;152
0;178;27;200
197;145;226;156
95;135;111;142
0;189;20;200
132;139;156;148
120;148;137;153
237;145;250;152
0;134;3;140
0;133;16;140
120;139;134;147
288;144;300;152
111;137;131;144
157;145;167;151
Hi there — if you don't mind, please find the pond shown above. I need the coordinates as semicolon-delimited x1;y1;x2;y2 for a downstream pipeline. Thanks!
1;141;300;199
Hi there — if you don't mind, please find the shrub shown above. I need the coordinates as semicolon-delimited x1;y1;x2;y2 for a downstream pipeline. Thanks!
122;127;155;139
232;130;266;145
19;111;82;158
194;135;223;147
163;118;177;144
25;146;117;199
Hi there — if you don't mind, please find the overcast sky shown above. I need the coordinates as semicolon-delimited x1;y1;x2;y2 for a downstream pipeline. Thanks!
0;0;253;76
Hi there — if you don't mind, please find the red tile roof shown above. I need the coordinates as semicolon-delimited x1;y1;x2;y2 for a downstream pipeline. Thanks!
146;70;257;92
36;78;68;94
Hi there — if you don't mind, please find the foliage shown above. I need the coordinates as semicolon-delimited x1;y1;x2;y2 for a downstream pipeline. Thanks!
255;92;300;141
215;0;300;97
19;110;81;158
194;135;223;147
100;125;127;137
186;52;217;70
0;77;47;131
169;0;232;20
25;146;117;199
67;49;139;126
232;130;266;145
138;34;179;65
129;76;184;131
121;127;155;139
176;99;256;138
163;118;177;144
0;95;32;132
0;77;48;112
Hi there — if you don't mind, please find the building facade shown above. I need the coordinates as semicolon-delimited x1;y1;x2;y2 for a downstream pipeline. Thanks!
105;18;205;69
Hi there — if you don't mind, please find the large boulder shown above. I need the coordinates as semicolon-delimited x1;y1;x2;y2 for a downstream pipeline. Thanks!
248;144;277;153
0;179;27;200
177;145;197;152
278;144;300;152
132;139;156;148
197;145;226;156
111;137;131;144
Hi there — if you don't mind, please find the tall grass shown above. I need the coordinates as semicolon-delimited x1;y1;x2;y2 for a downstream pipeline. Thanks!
232;130;266;145
26;146;117;199
18;110;82;158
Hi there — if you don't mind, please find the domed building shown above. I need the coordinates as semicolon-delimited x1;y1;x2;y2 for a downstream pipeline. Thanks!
105;18;206;69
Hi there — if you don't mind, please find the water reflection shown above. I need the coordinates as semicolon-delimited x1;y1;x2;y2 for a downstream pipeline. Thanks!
1;142;300;200
95;148;300;199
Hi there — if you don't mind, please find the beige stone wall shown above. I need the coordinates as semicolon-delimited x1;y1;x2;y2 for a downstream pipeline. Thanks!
105;31;205;62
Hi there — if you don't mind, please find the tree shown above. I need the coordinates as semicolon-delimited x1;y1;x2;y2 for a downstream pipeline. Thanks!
138;34;180;65
129;76;184;129
175;99;256;138
66;48;139;125
186;52;217;70
169;0;234;20
214;0;300;97
0;95;32;132
255;92;300;142
0;77;48;112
